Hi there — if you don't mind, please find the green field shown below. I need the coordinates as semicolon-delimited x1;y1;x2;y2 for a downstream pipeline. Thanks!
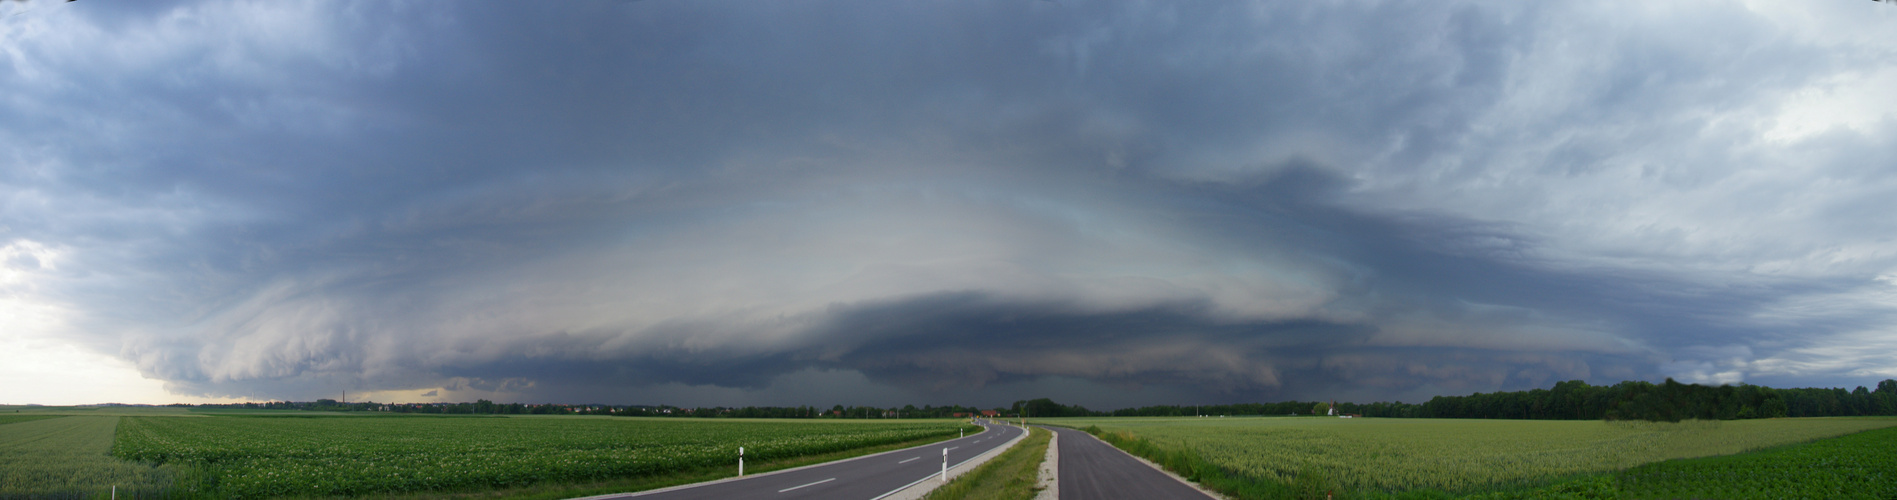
13;411;1889;499
0;416;181;499
1;405;199;416
1036;416;1897;497
1615;424;1897;500
115;416;974;498
0;414;64;426
1;414;973;499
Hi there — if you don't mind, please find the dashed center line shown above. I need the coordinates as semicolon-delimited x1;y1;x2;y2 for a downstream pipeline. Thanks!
778;478;835;493
898;456;920;464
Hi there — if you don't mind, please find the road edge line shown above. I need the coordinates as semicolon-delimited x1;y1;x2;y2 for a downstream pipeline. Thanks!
870;422;1029;500
575;424;992;500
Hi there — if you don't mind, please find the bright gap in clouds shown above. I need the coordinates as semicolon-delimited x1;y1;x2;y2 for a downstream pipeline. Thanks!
0;240;234;405
0;332;187;406
0;295;216;405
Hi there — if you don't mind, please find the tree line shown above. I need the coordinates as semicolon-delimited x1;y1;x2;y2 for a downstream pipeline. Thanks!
188;400;1010;419
1403;378;1897;421
1084;379;1897;422
184;378;1897;423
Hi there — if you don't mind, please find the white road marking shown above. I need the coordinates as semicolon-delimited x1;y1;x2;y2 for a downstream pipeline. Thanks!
868;424;1015;500
946;446;959;451
778;478;835;493
898;456;920;464
872;428;1024;500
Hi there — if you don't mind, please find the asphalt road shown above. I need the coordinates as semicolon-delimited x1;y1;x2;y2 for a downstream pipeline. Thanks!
1045;426;1214;500
600;419;1025;500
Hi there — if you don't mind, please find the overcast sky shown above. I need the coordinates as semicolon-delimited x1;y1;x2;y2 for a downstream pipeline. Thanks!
2;0;1895;409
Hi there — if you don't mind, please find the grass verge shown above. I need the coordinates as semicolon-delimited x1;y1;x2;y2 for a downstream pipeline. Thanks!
924;426;1050;500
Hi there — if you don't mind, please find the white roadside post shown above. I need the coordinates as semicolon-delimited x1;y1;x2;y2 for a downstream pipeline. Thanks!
739;447;745;476
941;447;948;482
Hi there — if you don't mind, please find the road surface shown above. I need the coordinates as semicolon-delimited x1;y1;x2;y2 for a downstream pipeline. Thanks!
595;419;1025;500
1045;425;1215;500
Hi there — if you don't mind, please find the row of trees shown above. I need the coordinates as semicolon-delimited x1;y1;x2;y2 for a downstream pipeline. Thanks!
196;399;633;415
1354;379;1897;422
990;379;1897;422
1012;398;1097;418
1106;401;1320;417
191;400;1011;419
191;379;1897;423
1405;380;1786;421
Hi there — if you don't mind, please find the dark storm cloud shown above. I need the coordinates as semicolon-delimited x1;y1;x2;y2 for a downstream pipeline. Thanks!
4;0;1894;407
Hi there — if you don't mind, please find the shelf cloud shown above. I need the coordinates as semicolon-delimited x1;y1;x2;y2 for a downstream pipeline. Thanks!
3;0;1894;407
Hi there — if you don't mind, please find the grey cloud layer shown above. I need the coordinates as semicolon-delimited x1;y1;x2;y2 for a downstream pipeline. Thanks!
3;0;1893;407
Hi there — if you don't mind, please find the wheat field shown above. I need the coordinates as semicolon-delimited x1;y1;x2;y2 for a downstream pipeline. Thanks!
1037;416;1897;493
0;416;179;498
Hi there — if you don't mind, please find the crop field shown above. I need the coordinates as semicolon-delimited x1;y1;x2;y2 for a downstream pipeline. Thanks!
0;414;63;426
3;406;200;417
113;416;974;497
0;416;180;499
1036;416;1897;495
1616;424;1897;499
